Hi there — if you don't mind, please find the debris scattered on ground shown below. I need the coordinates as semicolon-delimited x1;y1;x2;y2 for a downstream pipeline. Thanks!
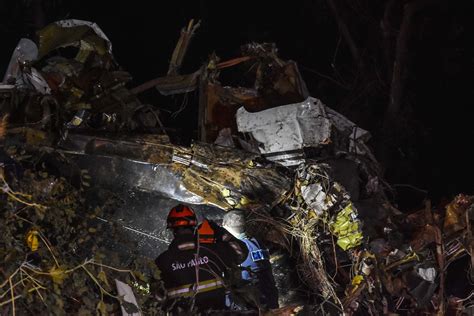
1;20;473;315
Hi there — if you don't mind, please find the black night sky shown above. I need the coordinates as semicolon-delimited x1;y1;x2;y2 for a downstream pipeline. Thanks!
1;0;473;207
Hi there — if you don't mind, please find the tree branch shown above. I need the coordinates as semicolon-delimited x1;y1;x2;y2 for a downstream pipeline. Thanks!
385;0;438;124
326;0;366;80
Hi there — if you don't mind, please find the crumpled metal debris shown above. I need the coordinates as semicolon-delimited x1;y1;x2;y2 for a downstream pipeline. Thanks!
1;20;163;135
2;38;39;84
237;97;331;166
236;95;376;167
55;132;291;211
292;163;363;251
278;162;363;307
199;43;309;143
2;20;474;316
37;19;113;58
417;266;436;282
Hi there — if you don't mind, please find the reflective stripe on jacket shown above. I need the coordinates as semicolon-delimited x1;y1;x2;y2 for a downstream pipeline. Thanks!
168;278;225;298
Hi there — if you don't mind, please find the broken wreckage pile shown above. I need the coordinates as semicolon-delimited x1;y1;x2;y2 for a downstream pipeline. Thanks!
1;20;473;315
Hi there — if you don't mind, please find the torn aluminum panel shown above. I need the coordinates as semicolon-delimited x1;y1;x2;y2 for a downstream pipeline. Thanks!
324;106;371;155
55;19;112;53
58;133;204;205
20;67;51;95
2;38;38;83
236;97;332;166
1;38;51;94
37;20;112;59
57;132;291;211
236;96;374;167
3;20;114;96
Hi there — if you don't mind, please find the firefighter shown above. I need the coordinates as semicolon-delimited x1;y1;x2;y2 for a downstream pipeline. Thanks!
222;209;279;309
155;204;247;313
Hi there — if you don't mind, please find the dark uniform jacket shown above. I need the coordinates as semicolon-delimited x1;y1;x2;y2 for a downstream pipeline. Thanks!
155;224;247;312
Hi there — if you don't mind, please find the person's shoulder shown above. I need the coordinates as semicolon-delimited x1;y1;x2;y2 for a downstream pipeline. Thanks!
155;248;171;266
248;236;264;246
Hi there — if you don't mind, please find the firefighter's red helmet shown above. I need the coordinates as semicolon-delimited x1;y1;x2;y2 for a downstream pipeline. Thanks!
167;204;197;228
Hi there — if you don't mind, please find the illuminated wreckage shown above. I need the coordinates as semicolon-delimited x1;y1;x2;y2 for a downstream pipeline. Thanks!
1;20;473;315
